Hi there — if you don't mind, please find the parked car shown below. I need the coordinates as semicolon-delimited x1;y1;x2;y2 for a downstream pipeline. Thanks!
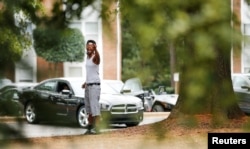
100;80;144;126
147;87;178;112
0;83;37;116
0;82;37;94
0;78;12;89
120;78;178;112
0;87;24;116
18;78;144;128
231;73;250;114
120;78;150;111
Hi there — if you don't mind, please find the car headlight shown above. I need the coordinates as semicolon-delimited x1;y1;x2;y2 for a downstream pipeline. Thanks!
100;103;110;111
136;101;143;109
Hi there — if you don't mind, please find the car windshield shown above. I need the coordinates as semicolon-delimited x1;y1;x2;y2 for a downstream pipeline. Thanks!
101;81;121;94
122;78;143;92
70;80;85;95
247;76;250;81
70;79;124;95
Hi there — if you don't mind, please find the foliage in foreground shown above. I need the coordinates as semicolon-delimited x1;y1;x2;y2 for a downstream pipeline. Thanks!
120;0;245;124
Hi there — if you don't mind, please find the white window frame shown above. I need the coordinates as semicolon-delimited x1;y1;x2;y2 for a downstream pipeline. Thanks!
241;0;250;73
64;2;103;79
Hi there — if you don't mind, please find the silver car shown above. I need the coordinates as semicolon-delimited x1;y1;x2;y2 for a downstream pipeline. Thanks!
120;78;178;112
231;73;250;114
147;88;178;112
100;80;144;127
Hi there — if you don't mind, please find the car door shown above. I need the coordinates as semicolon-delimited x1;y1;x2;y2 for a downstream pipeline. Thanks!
34;80;59;117
60;80;84;119
32;80;70;118
54;81;72;116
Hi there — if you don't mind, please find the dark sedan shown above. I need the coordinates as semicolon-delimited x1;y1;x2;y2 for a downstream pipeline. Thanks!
0;87;24;116
19;78;88;127
0;83;37;116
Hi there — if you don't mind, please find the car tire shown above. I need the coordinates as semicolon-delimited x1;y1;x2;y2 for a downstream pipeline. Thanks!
152;104;164;112
25;102;39;124
77;106;88;128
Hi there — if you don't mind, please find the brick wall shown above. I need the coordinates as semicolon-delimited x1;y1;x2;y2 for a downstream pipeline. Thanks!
232;0;242;73
37;57;63;82
102;2;121;80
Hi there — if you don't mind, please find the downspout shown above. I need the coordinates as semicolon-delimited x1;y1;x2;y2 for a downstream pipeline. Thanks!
116;0;121;80
231;0;234;73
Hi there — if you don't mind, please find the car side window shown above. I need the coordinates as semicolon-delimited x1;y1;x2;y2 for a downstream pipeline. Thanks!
57;82;70;93
36;81;57;92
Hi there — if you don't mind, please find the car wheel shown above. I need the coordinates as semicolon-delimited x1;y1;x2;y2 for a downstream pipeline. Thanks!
77;106;88;127
25;102;39;124
152;104;164;112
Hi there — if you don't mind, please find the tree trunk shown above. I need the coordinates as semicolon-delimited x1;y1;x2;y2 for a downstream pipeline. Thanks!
166;1;245;127
169;46;244;126
169;41;176;89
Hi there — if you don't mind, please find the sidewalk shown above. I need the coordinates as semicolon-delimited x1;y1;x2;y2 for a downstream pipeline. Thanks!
0;116;25;122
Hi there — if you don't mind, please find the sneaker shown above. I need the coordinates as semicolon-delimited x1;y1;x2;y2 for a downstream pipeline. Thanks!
89;128;100;135
84;128;100;135
84;124;93;135
84;129;91;135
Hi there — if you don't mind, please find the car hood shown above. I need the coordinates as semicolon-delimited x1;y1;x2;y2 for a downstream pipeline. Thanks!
154;94;179;105
75;94;84;98
100;93;141;105
75;93;142;105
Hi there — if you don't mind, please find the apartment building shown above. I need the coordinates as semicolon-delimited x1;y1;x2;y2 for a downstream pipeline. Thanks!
4;0;249;83
5;0;120;83
232;0;250;73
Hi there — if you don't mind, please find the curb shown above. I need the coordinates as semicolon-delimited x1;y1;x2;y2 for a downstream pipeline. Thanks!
0;112;169;122
143;112;170;117
0;116;25;122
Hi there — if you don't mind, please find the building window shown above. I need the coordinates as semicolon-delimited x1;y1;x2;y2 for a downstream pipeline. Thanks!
243;24;250;73
242;0;250;73
64;21;84;77
85;22;98;44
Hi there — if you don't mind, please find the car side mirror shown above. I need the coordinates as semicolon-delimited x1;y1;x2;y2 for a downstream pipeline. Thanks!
13;94;19;100
62;89;71;94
